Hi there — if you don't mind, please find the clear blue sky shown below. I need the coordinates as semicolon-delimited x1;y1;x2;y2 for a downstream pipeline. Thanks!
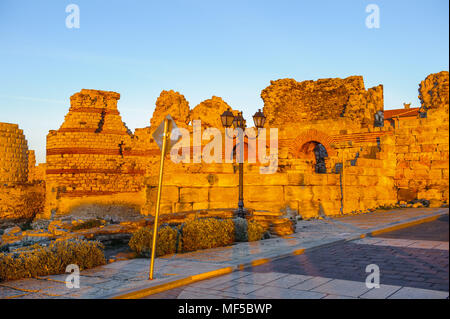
0;0;448;163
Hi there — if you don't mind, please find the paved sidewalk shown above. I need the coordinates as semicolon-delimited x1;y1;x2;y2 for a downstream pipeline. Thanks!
144;271;449;299
0;207;447;299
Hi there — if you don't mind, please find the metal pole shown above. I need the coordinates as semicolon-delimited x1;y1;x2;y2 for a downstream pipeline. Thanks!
237;118;246;219
342;149;345;215
238;162;244;218
149;118;169;280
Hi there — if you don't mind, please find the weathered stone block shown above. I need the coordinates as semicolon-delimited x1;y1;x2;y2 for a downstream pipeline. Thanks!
175;203;193;212
244;186;284;202
431;160;449;169
298;200;320;218
147;186;179;203
320;201;341;216
312;186;340;201
397;188;417;201
284;186;313;201
244;173;288;186
287;172;306;185
247;201;284;213
215;174;239;187
179;187;208;203
209;187;238;203
193;202;209;210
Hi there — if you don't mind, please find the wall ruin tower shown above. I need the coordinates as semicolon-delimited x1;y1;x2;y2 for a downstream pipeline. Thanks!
0;123;30;184
43;89;147;218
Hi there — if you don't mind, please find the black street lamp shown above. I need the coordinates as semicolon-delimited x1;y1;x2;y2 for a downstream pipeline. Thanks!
220;108;266;218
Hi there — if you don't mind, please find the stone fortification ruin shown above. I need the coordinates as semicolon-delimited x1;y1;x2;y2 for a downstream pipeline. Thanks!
0;123;30;184
1;71;448;234
0;123;43;221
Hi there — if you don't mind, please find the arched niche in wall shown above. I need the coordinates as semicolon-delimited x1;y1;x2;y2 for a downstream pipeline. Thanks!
290;129;335;173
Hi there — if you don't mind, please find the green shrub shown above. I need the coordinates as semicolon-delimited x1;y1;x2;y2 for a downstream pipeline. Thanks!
247;220;265;242
128;226;180;257
71;219;103;231
0;239;106;282
181;218;235;252
129;217;265;258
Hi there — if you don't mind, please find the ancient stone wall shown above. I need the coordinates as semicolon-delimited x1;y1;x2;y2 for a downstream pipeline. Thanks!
28;71;448;222
28;162;46;183
141;99;398;219
0;124;46;222
0;123;29;184
190;96;235;128
393;71;449;206
150;90;190;128
0;183;45;222
42;89;147;218
261;76;383;127
419;71;449;112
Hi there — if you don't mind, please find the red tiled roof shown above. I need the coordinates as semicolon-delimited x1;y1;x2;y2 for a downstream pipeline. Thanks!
384;108;419;120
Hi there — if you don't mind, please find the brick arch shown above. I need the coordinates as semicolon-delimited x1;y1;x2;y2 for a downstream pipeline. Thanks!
290;129;335;158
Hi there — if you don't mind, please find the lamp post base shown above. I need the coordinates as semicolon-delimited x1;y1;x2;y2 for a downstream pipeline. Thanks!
235;200;247;219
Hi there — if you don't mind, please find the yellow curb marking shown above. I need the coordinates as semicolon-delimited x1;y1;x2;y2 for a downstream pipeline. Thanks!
370;214;443;237
292;248;305;255
251;258;271;267
113;266;233;299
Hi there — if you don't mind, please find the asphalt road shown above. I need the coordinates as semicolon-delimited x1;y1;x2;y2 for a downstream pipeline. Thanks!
375;214;449;241
246;214;449;291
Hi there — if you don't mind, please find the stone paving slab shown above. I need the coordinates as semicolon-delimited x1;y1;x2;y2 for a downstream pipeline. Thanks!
0;286;30;298
359;284;402;299
353;238;449;250
247;285;326;299
388;286;450;299
177;291;224;299
234;272;287;285
290;277;333;291
219;282;265;295
311;279;371;297
189;271;252;289
322;294;356;299
264;274;313;288
147;273;448;300
0;208;447;299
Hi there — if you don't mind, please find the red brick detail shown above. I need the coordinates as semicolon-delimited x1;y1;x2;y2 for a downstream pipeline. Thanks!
46;168;145;175
290;129;335;158
331;131;393;143
58;190;121;198
46;148;160;157
384;108;419;120
69;107;120;115
57;128;127;135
